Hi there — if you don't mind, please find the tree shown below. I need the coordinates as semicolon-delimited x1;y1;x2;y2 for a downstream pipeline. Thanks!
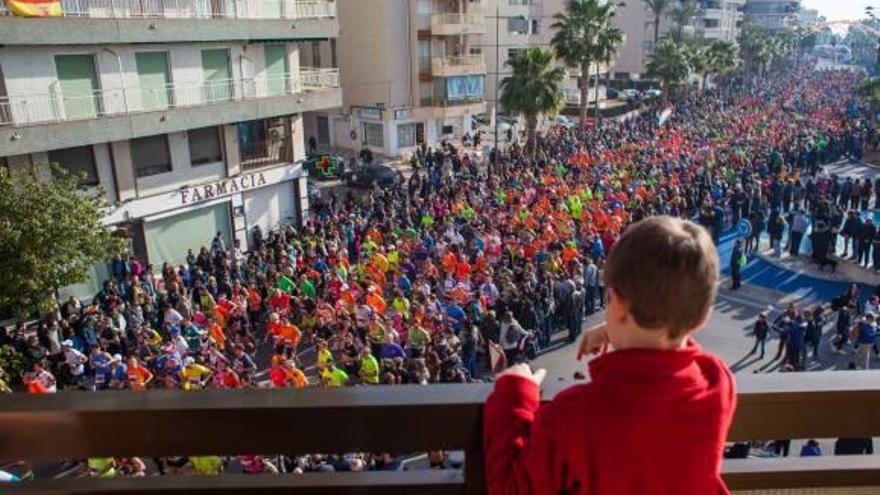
669;0;699;42
684;43;709;90
551;0;622;121
593;26;624;121
645;38;690;91
642;0;673;45
705;40;738;86
0;165;124;318
500;47;565;153
737;17;766;72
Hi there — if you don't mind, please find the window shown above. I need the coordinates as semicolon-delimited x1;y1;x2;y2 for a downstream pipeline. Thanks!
418;40;432;74
398;123;417;148
363;122;384;148
131;135;172;178
508;17;528;34
48;145;99;186
188;126;223;166
530;19;540;34
704;19;720;28
508;48;522;61
419;82;434;106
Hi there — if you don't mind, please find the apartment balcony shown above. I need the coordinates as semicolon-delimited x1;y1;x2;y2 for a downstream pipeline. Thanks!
702;27;725;38
565;88;582;105
702;7;724;18
430;13;486;36
431;55;487;78
2;371;880;494
0;0;338;45
0;68;341;156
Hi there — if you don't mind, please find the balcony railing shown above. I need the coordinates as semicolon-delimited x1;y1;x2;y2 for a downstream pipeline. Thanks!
0;68;339;128
430;13;486;35
431;55;486;76
3;371;880;494
36;0;338;19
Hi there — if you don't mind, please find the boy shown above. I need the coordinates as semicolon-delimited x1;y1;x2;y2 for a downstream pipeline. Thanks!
484;216;736;495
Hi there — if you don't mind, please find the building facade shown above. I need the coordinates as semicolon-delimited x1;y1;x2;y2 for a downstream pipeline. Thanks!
696;0;745;42
303;0;486;158
612;0;743;80
480;0;597;114
0;0;341;299
744;0;800;31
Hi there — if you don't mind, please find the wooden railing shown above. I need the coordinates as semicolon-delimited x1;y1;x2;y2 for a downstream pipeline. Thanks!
2;371;880;494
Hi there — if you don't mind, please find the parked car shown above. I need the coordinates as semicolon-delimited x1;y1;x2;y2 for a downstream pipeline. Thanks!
342;164;397;188
642;88;662;100
620;89;640;101
605;87;620;99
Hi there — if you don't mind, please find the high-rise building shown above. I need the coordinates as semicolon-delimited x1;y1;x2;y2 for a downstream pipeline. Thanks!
0;0;341;298
304;0;487;158
744;0;801;31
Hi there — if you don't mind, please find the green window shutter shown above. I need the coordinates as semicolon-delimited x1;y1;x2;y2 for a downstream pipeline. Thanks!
201;49;232;102
54;54;100;119
264;45;288;96
135;51;172;111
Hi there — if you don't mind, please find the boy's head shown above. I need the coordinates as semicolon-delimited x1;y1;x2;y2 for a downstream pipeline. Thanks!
604;216;718;348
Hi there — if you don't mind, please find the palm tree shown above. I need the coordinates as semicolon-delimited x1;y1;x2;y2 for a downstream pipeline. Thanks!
684;43;709;91
551;0;622;121
642;0;674;46
669;0;698;42
593;26;624;121
500;47;566;153
645;38;690;92
706;40;738;85
752;39;774;76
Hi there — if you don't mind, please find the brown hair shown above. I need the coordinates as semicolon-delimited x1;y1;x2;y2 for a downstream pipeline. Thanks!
604;216;718;339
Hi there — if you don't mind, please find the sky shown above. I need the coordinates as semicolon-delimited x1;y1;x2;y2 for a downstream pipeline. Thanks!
802;0;871;23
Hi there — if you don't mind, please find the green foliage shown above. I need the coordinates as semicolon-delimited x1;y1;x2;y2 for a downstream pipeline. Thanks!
858;77;880;104
645;38;690;90
707;40;739;75
551;0;623;120
0;344;28;387
0;165;124;319
738;19;796;75
500;47;566;153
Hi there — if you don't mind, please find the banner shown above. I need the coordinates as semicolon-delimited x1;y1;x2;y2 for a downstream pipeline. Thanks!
6;0;63;17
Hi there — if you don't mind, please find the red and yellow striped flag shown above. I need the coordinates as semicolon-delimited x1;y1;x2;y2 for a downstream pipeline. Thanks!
6;0;62;17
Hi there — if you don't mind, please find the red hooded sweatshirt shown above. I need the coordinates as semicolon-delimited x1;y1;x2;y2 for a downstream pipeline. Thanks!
484;340;736;495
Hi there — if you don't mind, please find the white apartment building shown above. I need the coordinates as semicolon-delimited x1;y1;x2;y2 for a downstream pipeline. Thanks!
303;0;486;158
0;0;341;299
480;0;597;113
697;0;745;42
744;0;800;31
612;0;742;80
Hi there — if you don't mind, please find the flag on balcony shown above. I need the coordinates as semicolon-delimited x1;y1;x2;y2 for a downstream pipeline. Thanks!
6;0;62;17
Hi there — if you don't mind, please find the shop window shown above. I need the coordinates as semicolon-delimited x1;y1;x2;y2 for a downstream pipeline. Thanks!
131;135;172;178
398;123;417;148
363;122;384;148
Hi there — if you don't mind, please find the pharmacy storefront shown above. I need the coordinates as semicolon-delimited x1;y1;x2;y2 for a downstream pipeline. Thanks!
104;164;308;268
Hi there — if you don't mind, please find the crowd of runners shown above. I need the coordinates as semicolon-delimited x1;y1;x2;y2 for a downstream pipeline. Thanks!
1;65;871;400
0;61;877;477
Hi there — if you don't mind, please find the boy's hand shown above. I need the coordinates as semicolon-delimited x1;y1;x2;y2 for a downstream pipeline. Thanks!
497;363;546;386
577;323;610;361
